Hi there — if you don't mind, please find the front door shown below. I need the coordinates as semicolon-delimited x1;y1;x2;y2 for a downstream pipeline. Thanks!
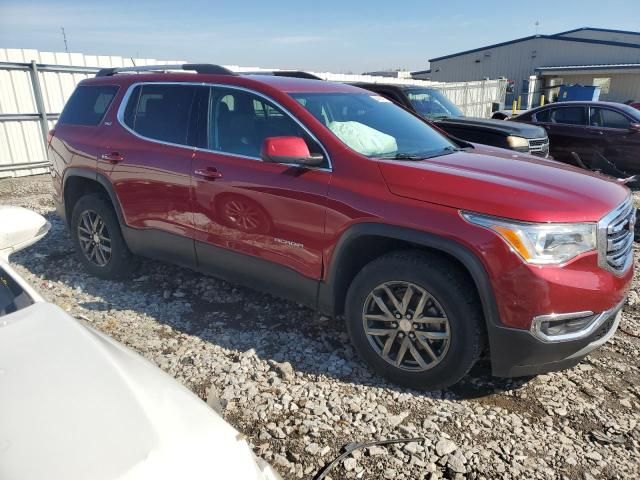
589;106;640;175
191;86;331;304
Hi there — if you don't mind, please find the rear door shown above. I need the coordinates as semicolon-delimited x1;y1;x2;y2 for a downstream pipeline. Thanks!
103;82;207;267
588;106;640;174
535;106;589;165
190;86;331;304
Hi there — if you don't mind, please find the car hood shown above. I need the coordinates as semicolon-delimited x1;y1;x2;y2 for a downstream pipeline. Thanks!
378;149;629;223
435;116;546;138
0;302;280;480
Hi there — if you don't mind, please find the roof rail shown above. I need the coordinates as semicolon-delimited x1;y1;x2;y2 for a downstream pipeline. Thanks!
242;70;323;80
95;63;237;77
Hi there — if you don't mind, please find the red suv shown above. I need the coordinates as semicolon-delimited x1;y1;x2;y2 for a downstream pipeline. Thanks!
49;64;634;390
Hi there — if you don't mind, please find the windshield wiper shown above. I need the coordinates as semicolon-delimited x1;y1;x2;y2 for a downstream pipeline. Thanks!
379;147;461;161
423;146;462;159
381;153;427;160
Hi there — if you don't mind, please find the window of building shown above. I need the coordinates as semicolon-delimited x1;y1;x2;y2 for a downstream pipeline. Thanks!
593;77;611;95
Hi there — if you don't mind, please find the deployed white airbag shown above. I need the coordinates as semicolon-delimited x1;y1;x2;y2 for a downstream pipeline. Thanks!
328;121;397;156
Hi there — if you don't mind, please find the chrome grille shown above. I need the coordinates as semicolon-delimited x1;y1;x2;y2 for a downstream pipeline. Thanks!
598;198;636;274
528;137;549;157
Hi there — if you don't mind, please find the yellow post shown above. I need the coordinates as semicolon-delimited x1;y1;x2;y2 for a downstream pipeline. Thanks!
540;94;545;106
512;100;517;115
517;95;522;110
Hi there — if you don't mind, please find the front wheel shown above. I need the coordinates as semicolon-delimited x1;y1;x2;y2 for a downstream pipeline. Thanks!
345;251;485;390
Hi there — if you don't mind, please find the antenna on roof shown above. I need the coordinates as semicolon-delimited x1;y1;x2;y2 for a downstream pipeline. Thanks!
535;21;540;35
61;27;69;53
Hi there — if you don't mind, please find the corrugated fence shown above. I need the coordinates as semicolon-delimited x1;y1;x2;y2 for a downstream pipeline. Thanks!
0;48;507;178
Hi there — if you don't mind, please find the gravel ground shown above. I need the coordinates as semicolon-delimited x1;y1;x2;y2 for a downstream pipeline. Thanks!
2;174;640;480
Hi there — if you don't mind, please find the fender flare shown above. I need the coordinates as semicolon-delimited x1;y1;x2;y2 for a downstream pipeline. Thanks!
62;167;126;225
317;223;501;329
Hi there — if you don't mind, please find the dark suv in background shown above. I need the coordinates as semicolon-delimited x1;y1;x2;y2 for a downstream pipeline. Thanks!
353;82;550;157
49;64;633;390
512;101;640;176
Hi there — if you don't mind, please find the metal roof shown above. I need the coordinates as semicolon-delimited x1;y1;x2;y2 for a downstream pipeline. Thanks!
536;63;640;72
429;31;640;62
553;27;640;38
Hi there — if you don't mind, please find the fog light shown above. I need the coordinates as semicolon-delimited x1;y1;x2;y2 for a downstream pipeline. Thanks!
532;311;598;342
539;315;596;337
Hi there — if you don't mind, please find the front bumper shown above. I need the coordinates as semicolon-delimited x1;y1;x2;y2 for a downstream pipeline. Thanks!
489;300;623;377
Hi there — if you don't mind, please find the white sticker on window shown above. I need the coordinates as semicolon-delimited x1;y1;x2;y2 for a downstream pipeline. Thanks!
370;95;391;103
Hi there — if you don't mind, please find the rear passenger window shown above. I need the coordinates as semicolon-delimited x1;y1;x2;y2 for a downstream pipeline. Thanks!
58;85;118;126
208;87;324;163
534;109;551;122
123;84;199;145
550;107;586;126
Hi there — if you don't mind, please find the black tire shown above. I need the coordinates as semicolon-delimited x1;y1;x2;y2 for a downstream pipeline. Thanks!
345;250;484;390
70;194;136;279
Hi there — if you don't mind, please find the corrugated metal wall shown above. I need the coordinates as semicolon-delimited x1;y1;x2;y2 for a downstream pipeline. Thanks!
545;72;640;103
429;37;640;96
0;48;184;178
0;48;506;178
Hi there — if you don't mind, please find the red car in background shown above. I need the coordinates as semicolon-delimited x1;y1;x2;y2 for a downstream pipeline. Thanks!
511;101;640;176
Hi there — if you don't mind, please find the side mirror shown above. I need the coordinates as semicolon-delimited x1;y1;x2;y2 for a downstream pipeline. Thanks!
629;123;640;133
0;206;50;260
261;136;324;167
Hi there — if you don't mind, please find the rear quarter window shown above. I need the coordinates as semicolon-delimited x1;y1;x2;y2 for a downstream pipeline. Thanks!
58;85;118;126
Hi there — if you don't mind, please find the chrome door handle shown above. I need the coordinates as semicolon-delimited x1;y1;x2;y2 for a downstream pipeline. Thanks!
100;152;125;163
194;167;223;180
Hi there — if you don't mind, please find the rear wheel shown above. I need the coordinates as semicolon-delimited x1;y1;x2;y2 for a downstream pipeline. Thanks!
345;251;484;390
70;194;136;279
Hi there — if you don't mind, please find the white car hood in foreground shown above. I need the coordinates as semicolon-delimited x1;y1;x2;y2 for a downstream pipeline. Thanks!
0;302;279;480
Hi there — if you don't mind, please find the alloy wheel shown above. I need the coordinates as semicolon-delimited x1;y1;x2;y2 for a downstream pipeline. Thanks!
362;281;451;371
77;210;112;267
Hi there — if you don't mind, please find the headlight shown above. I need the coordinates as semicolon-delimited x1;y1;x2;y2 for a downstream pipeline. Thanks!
506;135;529;151
462;212;597;265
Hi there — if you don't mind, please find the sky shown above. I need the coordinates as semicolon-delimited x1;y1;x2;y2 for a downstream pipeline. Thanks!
1;0;639;72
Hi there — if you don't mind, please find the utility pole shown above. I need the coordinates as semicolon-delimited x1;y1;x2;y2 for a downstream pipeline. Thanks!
61;27;69;53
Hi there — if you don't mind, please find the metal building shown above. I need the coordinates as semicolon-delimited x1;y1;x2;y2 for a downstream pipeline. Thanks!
423;27;640;105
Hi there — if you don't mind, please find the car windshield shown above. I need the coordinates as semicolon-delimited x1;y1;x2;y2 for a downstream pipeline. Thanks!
290;92;458;160
404;88;465;120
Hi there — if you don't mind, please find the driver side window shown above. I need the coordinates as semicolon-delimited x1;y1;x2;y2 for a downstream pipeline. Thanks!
590;108;631;129
208;87;324;164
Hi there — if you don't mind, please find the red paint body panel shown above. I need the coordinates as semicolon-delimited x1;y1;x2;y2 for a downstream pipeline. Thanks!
50;73;633;338
378;149;628;223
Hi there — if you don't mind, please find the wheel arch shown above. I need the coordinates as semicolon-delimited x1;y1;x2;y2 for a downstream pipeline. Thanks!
62;168;125;226
318;223;501;329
